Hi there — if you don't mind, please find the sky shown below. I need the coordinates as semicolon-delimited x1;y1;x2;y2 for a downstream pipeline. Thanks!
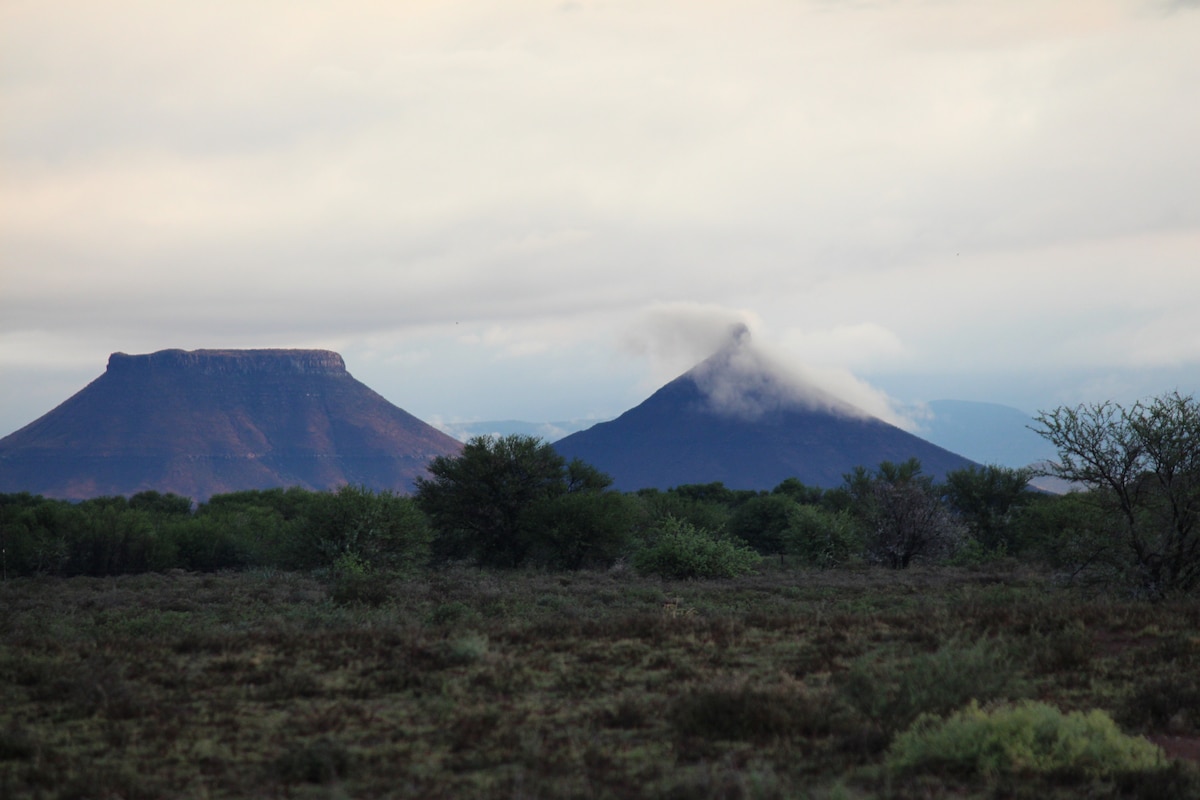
3;0;1199;441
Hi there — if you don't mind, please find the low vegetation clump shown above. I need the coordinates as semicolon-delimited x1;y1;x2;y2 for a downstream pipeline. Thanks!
838;636;1021;735
632;516;761;579
888;700;1164;780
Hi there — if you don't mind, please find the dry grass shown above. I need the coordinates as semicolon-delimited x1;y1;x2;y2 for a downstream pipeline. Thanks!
1;564;1197;798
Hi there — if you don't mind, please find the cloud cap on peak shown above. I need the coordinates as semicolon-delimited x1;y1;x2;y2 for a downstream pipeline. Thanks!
620;303;915;429
685;328;863;421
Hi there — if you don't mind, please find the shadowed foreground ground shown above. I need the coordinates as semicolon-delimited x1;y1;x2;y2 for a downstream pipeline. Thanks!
1;565;1198;798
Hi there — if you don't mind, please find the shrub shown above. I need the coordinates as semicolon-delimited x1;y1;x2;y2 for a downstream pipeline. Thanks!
292;485;432;572
327;553;391;607
416;435;604;568
888;700;1164;780
439;633;489;666
726;494;796;555
168;515;258;571
839;637;1019;734
427;600;479;627
781;504;861;567
1120;675;1200;735
65;504;177;576
521;489;634;569
632;517;760;579
844;460;963;569
670;678;841;741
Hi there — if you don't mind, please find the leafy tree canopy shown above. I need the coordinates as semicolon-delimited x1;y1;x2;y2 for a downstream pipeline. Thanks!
1035;391;1200;596
415;435;625;568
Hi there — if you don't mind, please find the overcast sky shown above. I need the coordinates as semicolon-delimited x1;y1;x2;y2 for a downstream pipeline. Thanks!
3;0;1199;440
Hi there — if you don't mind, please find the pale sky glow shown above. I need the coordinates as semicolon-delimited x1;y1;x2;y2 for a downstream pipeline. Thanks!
2;0;1199;438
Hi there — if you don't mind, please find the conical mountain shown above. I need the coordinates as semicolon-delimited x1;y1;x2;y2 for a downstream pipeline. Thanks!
554;336;975;492
0;349;462;501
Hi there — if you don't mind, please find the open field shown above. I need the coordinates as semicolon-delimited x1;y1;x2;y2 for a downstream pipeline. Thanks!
2;565;1198;799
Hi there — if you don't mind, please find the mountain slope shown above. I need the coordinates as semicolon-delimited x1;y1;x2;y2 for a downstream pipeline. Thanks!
0;349;462;500
555;342;976;492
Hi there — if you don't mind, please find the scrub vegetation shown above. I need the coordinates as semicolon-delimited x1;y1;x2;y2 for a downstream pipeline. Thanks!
3;567;1199;799
1;392;1198;797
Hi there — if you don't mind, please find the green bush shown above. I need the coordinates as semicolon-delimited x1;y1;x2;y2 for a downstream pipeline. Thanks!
417;435;593;568
632;488;733;536
726;494;795;555
632;517;760;579
292;485;432;572
1120;675;1200;735
65;503;177;576
839;637;1019;734
0;494;72;575
327;553;392;607
781;504;861;567
167;516;259;571
888;700;1164;780
1011;492;1124;576
521;489;634;569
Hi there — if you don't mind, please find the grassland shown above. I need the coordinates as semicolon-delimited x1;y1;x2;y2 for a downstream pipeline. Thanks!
2;564;1198;799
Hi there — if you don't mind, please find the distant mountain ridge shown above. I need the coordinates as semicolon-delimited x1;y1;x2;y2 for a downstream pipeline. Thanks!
555;339;976;491
0;349;462;501
917;399;1057;469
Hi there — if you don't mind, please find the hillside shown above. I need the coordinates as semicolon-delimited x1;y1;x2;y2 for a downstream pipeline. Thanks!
0;349;462;500
555;340;975;491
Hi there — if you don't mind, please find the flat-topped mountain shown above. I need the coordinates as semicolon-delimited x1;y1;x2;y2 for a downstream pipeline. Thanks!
0;348;462;501
555;332;976;491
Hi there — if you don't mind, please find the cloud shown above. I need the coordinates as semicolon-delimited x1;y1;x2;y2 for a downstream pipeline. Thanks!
619;303;761;384
621;304;916;428
780;323;908;371
1;0;1198;437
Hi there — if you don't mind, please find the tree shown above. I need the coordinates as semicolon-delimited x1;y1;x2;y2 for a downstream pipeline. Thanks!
727;494;795;555
845;459;962;569
771;477;825;506
415;435;625;568
128;490;193;516
522;489;634;570
782;503;861;568
296;485;432;572
1034;391;1200;596
942;465;1035;554
632;516;760;579
633;488;733;535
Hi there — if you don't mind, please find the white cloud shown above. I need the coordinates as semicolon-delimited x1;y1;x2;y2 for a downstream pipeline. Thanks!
780;324;908;371
1;0;1199;437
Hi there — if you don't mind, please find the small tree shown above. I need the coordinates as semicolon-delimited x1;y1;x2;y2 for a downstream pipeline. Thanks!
416;435;625;568
727;494;796;555
298;485;432;572
846;459;962;569
632;516;760;579
522;490;634;570
782;503;861;568
1034;391;1200;596
943;465;1035;554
